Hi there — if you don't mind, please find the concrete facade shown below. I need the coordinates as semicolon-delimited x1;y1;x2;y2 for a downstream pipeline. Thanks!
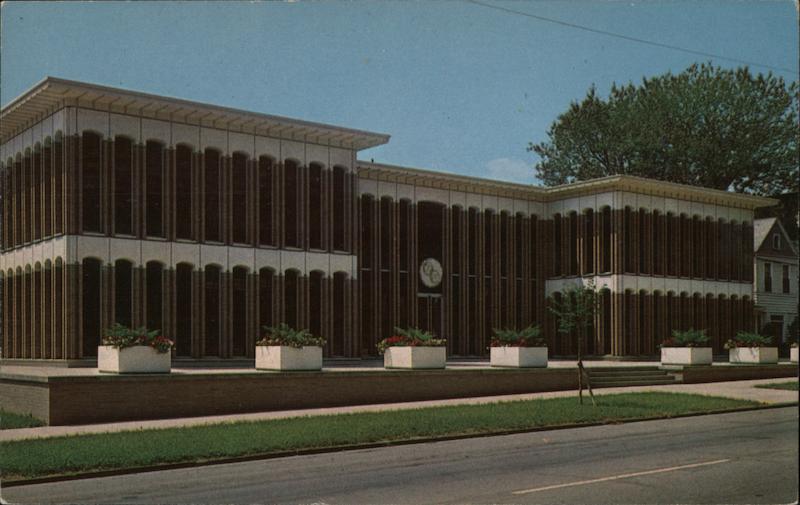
0;77;777;362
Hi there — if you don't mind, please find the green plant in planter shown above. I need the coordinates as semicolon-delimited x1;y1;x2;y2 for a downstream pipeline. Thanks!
377;327;446;354
491;325;546;347
660;328;709;348
102;323;174;353
724;331;774;349
257;323;326;348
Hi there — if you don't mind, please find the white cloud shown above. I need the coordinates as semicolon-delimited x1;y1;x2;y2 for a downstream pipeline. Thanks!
485;157;535;184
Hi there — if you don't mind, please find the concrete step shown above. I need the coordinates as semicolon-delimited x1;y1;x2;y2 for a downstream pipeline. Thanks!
590;379;678;388
588;370;670;378
590;376;677;385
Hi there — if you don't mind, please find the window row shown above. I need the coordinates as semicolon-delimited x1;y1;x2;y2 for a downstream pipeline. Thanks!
552;207;754;282
1;132;355;253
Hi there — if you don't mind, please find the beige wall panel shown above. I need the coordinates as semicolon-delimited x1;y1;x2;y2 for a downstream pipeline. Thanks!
395;183;414;202
77;108;109;137
140;240;171;266
330;253;355;276
229;132;254;156
31;120;44;146
109;114;140;142
229;247;256;271
141;118;170;144
172;123;200;149
416;187;449;206
376;181;397;200
281;140;305;163
254;136;280;159
52;109;67;137
449;190;468;209
199;243;228;269
200;127;227;153
497;197;515;214
306;144;328;167
306;252;330;276
329;148;352;170
481;194;499;212
109;238;142;266
255;248;281;271
280;250;306;274
358;178;378;197
465;192;482;210
172;242;201;268
76;236;110;263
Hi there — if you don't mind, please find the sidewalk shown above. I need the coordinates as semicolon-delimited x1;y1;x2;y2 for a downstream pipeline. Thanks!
1;377;796;442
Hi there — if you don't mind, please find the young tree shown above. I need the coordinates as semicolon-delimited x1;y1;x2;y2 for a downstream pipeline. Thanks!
548;280;600;405
529;63;799;196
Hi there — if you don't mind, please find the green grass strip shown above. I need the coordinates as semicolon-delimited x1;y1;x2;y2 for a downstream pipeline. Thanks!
0;392;759;479
0;410;45;430
755;381;799;391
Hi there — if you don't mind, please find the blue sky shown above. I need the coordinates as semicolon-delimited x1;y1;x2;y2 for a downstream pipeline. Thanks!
1;1;797;184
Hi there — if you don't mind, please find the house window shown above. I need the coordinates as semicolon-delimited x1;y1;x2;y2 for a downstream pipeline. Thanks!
764;263;772;292
773;233;781;250
783;265;790;294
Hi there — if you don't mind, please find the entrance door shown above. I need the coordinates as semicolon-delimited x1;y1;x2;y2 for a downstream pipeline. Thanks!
417;294;442;338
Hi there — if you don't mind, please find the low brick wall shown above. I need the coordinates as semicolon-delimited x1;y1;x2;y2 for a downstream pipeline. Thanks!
681;364;798;384
9;368;580;425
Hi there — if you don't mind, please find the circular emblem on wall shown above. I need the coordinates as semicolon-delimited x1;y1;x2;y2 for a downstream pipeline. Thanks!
419;258;443;288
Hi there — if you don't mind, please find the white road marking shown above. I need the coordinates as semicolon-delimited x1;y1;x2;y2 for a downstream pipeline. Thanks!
512;458;731;495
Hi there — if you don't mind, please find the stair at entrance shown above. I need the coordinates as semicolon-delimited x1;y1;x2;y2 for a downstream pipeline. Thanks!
586;366;679;388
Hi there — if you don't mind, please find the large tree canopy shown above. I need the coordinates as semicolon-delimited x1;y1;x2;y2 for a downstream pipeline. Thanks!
529;63;799;195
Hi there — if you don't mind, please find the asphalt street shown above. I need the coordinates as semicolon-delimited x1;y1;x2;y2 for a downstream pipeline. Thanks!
2;407;798;505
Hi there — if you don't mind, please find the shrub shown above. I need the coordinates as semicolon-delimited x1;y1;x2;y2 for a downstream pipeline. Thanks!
660;328;709;348
490;325;546;347
377;327;446;355
102;323;174;353
256;323;326;348
724;331;774;349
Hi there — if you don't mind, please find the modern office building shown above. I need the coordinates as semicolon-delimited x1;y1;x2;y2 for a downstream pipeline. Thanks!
0;77;775;363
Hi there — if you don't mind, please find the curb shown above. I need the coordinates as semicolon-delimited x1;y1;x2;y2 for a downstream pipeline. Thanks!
2;401;797;488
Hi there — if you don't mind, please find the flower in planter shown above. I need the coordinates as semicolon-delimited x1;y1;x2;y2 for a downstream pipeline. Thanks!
102;323;174;354
660;328;709;348
724;331;774;349
490;325;546;348
256;323;326;348
377;327;446;355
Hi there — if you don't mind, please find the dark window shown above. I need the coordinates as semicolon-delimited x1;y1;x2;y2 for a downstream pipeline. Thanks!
259;268;274;330
33;148;41;241
399;200;411;271
82;133;102;233
114;137;133;236
693;216;702;278
175;263;193;357
553;214;562;276
82;258;102;357
15;157;22;246
284;269;299;328
380;197;393;270
283;160;300;248
652;211;661;276
484;210;494;275
783;265;790;294
232;153;249;244
569;212;578;276
639;209;648;275
43;144;52;238
308;163;323;249
146;141;164;238
175;145;193;240
332;272;347;356
146;262;163;332
54;138;63;234
204;265;221;356
204;149;221;242
584;209;594;275
601;208;611;273
468;208;479;276
231;267;248;356
309;271;324;339
114;260;133;327
623;208;634;273
773;233;781;250
258;156;274;246
764;263;772;292
360;195;375;269
500;212;509;278
332;167;347;251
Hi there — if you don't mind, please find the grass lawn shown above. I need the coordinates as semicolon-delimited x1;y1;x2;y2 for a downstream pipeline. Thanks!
0;410;45;430
0;392;760;480
755;381;799;391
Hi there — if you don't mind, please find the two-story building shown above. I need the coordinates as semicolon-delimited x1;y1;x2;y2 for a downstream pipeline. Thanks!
0;77;777;364
753;217;798;345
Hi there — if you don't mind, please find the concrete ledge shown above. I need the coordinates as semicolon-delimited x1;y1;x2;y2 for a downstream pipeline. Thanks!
680;364;797;384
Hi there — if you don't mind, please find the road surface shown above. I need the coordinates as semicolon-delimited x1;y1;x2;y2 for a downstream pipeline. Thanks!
3;407;797;504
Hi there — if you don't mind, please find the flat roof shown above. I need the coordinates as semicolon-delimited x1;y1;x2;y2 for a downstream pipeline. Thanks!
1;77;391;150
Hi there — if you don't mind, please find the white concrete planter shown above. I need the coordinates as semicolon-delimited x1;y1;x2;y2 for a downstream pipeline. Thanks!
791;347;798;363
728;347;779;364
383;346;446;369
98;345;171;373
490;346;548;368
256;346;323;371
660;347;713;366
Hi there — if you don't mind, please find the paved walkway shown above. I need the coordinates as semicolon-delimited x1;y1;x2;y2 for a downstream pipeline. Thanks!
1;378;796;442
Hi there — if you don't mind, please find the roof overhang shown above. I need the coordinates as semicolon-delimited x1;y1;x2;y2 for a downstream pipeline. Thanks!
357;162;779;210
1;77;391;150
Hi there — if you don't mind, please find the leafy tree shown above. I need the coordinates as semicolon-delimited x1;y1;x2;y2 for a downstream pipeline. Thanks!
529;63;799;196
547;281;600;405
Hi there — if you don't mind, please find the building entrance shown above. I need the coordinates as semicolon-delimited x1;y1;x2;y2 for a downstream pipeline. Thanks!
417;294;443;338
